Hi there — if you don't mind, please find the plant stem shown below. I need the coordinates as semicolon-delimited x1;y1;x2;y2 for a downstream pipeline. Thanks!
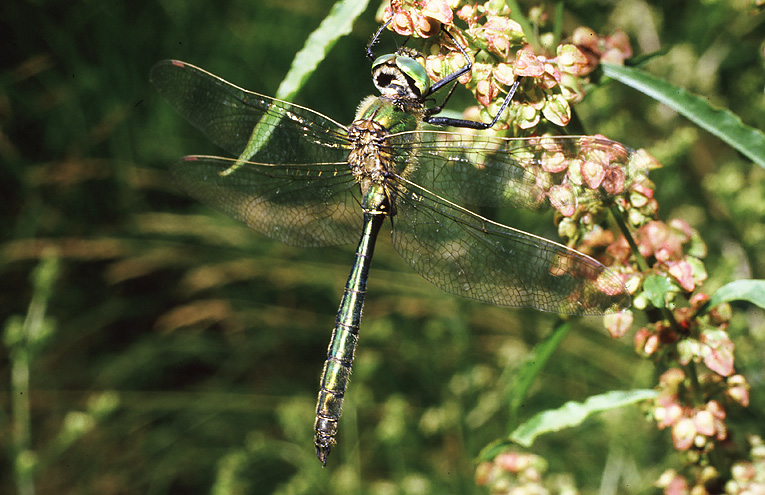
11;344;34;495
8;252;60;495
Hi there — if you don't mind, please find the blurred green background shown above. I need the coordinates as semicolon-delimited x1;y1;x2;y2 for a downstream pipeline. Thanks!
1;0;763;494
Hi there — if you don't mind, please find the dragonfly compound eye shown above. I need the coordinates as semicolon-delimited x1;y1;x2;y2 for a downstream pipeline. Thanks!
371;53;430;99
393;55;430;97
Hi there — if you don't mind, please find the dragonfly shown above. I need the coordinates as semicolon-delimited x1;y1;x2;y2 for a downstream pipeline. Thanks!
151;23;639;466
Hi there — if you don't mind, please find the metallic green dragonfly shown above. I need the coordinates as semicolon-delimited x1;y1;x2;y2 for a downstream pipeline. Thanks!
151;28;638;465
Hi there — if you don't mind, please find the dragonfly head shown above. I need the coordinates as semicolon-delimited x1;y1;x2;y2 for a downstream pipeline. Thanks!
371;47;430;101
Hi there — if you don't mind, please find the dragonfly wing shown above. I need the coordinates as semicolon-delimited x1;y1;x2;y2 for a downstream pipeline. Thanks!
390;133;643;212
388;176;629;315
171;156;361;247
151;60;350;163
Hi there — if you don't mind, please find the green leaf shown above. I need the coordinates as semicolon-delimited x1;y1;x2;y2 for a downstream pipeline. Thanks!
506;322;571;427
707;279;765;310
276;0;371;101
509;389;657;447
235;0;369;164
602;63;765;169
642;274;675;309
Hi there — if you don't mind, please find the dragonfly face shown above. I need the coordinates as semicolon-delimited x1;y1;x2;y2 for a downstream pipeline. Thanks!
152;25;641;466
371;47;430;101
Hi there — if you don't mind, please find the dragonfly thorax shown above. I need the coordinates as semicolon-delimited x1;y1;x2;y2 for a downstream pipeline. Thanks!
347;118;397;216
347;118;391;185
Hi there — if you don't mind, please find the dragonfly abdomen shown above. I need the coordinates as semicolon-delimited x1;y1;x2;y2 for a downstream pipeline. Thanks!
314;205;386;465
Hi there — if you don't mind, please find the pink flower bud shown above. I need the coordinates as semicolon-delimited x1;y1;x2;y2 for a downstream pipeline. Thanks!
541;93;570;126
493;63;516;85
421;0;453;24
672;417;696;450
726;375;750;407
414;14;441;38
571;26;599;52
604;310;633;338
692;409;715;436
667;260;695;292
602;166;627;195
581;159;605;189
514;47;545;76
548;184;576;217
390;11;415;36
475;78;497;107
557;44;593;76
700;329;735;377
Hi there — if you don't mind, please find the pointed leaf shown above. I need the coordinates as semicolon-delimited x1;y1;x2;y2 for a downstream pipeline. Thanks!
707;279;765;310
277;0;370;101
602;64;765;169
237;0;369;163
510;389;657;446
506;322;571;427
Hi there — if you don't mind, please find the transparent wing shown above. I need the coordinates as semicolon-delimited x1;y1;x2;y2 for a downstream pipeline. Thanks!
388;133;645;213
150;60;350;163
387;175;629;315
171;156;361;247
152;60;361;246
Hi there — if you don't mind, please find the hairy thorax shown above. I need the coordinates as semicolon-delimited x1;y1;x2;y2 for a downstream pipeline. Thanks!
347;118;391;189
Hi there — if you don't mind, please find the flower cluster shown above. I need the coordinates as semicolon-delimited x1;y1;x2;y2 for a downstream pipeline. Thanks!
576;138;754;493
560;79;752;495
656;435;765;495
589;150;753;492
378;3;754;493
726;436;765;494
382;0;454;38
475;451;579;495
380;0;633;132
652;368;749;454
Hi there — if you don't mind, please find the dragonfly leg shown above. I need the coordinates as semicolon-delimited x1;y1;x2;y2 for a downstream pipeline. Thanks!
424;78;522;130
423;27;474;97
367;18;394;60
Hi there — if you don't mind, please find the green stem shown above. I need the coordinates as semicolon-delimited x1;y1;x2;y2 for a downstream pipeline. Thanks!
506;319;571;430
610;206;649;273
609;206;679;327
684;363;704;405
11;346;34;495
8;252;59;495
504;0;541;53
